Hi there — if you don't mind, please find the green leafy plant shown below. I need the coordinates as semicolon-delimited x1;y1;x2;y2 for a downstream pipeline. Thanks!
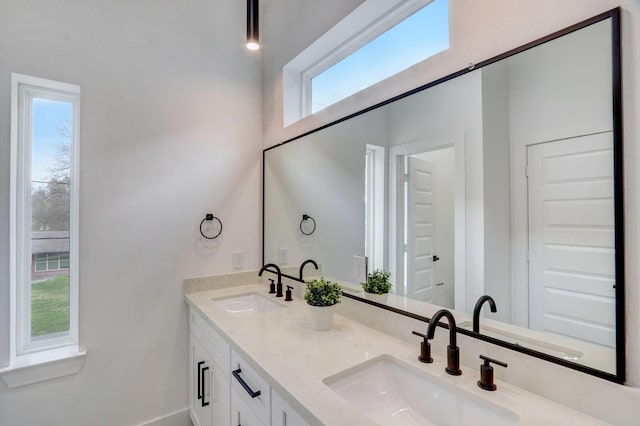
362;269;392;295
304;277;342;307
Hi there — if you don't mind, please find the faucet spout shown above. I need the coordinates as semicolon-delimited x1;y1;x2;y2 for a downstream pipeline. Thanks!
299;259;319;280
426;309;462;376
259;263;283;297
472;295;497;333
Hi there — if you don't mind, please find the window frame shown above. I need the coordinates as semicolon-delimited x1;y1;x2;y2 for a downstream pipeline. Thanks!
9;73;81;359
283;0;442;125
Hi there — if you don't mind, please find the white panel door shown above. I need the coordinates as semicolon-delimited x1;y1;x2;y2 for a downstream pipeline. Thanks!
406;157;436;302
527;132;615;347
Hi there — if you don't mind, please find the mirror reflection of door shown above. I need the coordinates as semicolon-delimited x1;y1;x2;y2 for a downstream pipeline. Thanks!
400;148;455;308
526;132;615;348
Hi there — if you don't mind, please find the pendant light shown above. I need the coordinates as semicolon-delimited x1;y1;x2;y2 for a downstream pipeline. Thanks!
246;0;260;50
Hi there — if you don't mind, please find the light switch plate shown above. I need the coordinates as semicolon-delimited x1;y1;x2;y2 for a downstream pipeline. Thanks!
353;255;368;284
279;247;288;265
232;251;244;270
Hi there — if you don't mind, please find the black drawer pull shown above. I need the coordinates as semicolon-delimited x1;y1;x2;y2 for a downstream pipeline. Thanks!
201;366;210;407
197;361;205;400
232;368;261;398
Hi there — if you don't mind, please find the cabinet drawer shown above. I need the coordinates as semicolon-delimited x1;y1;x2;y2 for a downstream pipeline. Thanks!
232;387;266;426
272;389;310;426
231;349;270;421
191;308;230;375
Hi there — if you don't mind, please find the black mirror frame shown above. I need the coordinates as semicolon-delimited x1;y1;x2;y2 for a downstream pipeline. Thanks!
262;8;624;384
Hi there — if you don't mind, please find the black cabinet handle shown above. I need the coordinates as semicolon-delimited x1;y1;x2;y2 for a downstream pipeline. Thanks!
197;361;204;400
201;366;210;407
433;255;440;262
232;368;261;398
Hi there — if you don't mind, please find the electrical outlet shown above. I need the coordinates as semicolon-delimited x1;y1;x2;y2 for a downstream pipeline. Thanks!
278;247;288;265
232;251;244;270
353;255;368;283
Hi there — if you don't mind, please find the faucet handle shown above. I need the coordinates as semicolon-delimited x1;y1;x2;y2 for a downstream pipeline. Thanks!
478;355;508;391
285;285;293;301
411;331;433;363
268;279;276;294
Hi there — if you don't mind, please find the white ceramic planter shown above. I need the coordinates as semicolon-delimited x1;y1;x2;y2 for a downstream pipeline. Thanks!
363;292;389;304
308;305;335;331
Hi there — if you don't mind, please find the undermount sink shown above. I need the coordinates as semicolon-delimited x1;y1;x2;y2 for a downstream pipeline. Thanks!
324;355;519;426
458;321;583;361
212;292;285;317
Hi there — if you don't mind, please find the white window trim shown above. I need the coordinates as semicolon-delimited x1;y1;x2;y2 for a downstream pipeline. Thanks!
365;145;386;271
2;73;85;388
283;0;435;126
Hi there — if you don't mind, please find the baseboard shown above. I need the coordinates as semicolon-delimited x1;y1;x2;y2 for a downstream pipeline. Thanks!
136;408;191;426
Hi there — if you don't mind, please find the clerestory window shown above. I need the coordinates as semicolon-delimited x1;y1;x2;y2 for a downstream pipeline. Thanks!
284;0;449;125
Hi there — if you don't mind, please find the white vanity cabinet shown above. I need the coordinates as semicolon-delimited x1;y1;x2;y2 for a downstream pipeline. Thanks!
189;309;231;426
189;308;311;426
271;389;310;426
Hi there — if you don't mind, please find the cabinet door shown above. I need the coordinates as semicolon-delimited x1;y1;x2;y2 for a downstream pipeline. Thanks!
211;361;230;426
231;387;265;426
272;390;310;426
190;333;212;426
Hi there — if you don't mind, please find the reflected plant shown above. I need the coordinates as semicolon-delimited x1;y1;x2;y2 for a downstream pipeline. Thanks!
362;269;392;295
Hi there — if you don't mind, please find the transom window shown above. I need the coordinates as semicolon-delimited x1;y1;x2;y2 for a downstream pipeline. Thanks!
284;0;449;125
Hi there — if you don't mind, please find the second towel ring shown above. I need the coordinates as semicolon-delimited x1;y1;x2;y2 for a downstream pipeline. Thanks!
200;214;223;239
299;214;316;235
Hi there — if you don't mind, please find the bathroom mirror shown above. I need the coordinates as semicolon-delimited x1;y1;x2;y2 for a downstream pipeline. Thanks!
263;10;623;382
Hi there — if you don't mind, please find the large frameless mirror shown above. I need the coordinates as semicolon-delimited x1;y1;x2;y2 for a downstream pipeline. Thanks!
263;9;623;382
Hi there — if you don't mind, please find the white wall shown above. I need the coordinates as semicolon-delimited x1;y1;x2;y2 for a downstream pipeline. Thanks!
264;108;388;282
0;1;262;425
481;62;512;323
262;0;640;387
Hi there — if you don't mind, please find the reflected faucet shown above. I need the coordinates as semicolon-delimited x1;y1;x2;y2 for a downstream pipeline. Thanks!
426;309;462;376
299;259;319;280
259;263;283;297
473;295;497;333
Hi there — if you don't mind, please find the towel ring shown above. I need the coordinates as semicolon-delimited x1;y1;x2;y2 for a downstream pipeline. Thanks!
299;214;316;236
200;214;223;239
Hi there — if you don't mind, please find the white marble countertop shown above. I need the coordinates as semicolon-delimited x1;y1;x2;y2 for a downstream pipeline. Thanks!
185;283;607;425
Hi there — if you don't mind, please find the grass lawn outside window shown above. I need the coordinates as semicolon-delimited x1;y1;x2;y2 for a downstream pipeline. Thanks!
31;275;70;337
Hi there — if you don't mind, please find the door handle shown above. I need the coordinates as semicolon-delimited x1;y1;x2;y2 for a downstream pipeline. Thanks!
433;255;440;262
201;366;210;407
436;282;445;286
232;368;261;398
197;361;204;400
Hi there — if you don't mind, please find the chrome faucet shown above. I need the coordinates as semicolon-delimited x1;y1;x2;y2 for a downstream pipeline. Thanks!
298;259;319;280
259;263;283;297
473;295;497;333
425;309;462;376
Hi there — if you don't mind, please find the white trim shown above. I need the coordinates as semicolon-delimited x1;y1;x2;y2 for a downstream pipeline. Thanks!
136;408;191;426
0;346;86;388
283;0;435;126
388;130;465;304
365;145;386;271
9;73;81;367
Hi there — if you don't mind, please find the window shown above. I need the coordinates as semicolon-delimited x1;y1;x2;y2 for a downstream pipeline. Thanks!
284;0;449;125
365;145;385;271
9;73;80;360
34;253;70;272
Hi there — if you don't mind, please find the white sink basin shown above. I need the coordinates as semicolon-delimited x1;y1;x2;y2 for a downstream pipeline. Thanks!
324;355;519;426
458;321;583;361
212;292;285;317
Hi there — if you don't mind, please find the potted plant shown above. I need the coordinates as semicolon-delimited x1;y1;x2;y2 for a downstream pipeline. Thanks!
304;277;342;331
362;269;392;303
